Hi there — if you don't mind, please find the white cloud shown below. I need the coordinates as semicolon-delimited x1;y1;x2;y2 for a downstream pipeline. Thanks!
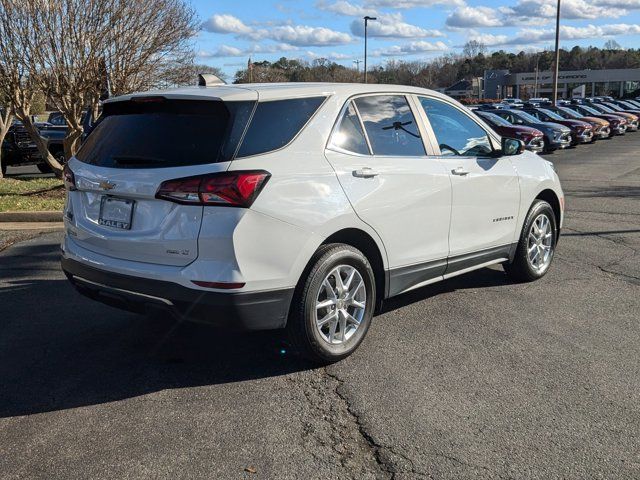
446;6;504;28
351;12;444;38
199;43;299;58
448;0;639;29
365;0;464;8
316;0;377;16
502;0;629;23
202;14;254;35
306;51;353;60
269;25;353;46
468;23;640;47
374;40;449;56
202;13;353;47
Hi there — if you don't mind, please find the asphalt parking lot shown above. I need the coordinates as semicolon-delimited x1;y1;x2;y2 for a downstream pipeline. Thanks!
1;134;639;479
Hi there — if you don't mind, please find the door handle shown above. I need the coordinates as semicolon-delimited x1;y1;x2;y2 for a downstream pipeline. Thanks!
451;167;470;176
353;167;379;178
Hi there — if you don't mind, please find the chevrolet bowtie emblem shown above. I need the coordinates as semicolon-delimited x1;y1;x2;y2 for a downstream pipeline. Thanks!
99;180;116;190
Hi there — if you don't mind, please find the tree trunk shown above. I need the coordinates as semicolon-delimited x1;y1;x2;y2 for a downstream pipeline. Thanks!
63;127;84;160
0;111;14;179
15;108;64;178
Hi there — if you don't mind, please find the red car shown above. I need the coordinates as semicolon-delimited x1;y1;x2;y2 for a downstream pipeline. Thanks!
523;107;594;145
475;110;545;152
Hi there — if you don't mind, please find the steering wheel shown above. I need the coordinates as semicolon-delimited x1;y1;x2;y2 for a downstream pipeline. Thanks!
439;143;460;156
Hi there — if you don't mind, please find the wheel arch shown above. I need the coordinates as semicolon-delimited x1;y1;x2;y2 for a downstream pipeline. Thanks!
321;228;386;307
535;188;562;231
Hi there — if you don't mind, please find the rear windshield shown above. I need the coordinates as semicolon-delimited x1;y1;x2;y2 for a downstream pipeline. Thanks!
77;99;254;168
77;96;325;167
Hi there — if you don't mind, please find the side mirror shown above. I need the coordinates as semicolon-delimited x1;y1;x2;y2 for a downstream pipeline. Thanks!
502;137;525;156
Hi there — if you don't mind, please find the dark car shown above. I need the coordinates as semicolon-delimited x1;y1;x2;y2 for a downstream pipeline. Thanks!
544;104;611;139
488;107;572;152
0;112;71;174
570;103;628;136
522;106;594;145
474;110;545;152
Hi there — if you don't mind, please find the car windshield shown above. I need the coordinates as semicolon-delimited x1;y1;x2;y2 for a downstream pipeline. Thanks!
604;103;623;111
618;101;636;109
594;104;615;113
579;105;601;116
557;107;580;119
514;110;541;123
539;109;564;121
478;112;512;127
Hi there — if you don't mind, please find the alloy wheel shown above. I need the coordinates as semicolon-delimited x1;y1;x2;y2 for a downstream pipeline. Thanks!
315;264;366;345
527;213;554;272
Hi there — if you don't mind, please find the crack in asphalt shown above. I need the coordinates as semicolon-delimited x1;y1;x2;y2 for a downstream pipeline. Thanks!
323;368;426;479
290;368;387;479
295;367;504;479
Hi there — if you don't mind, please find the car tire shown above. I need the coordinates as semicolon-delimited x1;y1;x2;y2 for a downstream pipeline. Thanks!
37;163;53;174
505;200;558;283
286;243;376;364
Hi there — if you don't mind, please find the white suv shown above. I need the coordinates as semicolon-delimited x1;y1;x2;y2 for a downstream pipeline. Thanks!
61;83;564;363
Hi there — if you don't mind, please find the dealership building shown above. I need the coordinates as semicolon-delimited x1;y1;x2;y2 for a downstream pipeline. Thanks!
483;68;640;100
444;68;640;100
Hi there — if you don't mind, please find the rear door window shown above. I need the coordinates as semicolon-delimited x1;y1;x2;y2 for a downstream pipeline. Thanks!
354;95;425;156
236;97;326;158
328;102;370;155
77;99;254;168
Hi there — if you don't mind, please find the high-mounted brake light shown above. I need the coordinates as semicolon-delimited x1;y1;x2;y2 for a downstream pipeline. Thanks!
131;96;166;103
156;171;271;207
63;164;76;191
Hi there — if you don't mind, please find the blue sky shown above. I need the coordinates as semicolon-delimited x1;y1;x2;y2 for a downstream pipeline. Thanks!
192;0;640;76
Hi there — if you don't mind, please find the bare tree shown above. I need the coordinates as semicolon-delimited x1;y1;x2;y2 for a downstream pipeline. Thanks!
463;40;487;58
102;0;199;95
0;0;63;177
4;0;198;165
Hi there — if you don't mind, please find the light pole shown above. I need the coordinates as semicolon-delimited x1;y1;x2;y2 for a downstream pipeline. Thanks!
363;16;376;83
533;53;542;98
552;0;561;103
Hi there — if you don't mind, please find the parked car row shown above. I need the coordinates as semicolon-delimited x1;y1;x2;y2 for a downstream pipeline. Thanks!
471;96;640;153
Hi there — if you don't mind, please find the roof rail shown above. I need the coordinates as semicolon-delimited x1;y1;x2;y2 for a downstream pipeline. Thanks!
198;73;227;87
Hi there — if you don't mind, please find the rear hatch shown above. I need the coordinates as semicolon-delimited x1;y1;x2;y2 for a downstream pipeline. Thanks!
66;95;256;266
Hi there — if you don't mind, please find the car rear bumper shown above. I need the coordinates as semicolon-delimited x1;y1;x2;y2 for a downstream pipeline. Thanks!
61;257;294;330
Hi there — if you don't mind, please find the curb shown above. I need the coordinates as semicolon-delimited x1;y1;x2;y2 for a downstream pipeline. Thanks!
0;211;63;223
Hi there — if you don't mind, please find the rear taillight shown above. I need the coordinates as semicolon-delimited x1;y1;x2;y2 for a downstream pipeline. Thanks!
156;171;270;207
63;164;76;191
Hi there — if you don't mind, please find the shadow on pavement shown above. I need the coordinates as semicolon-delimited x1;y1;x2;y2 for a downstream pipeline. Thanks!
0;259;314;417
0;238;515;418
